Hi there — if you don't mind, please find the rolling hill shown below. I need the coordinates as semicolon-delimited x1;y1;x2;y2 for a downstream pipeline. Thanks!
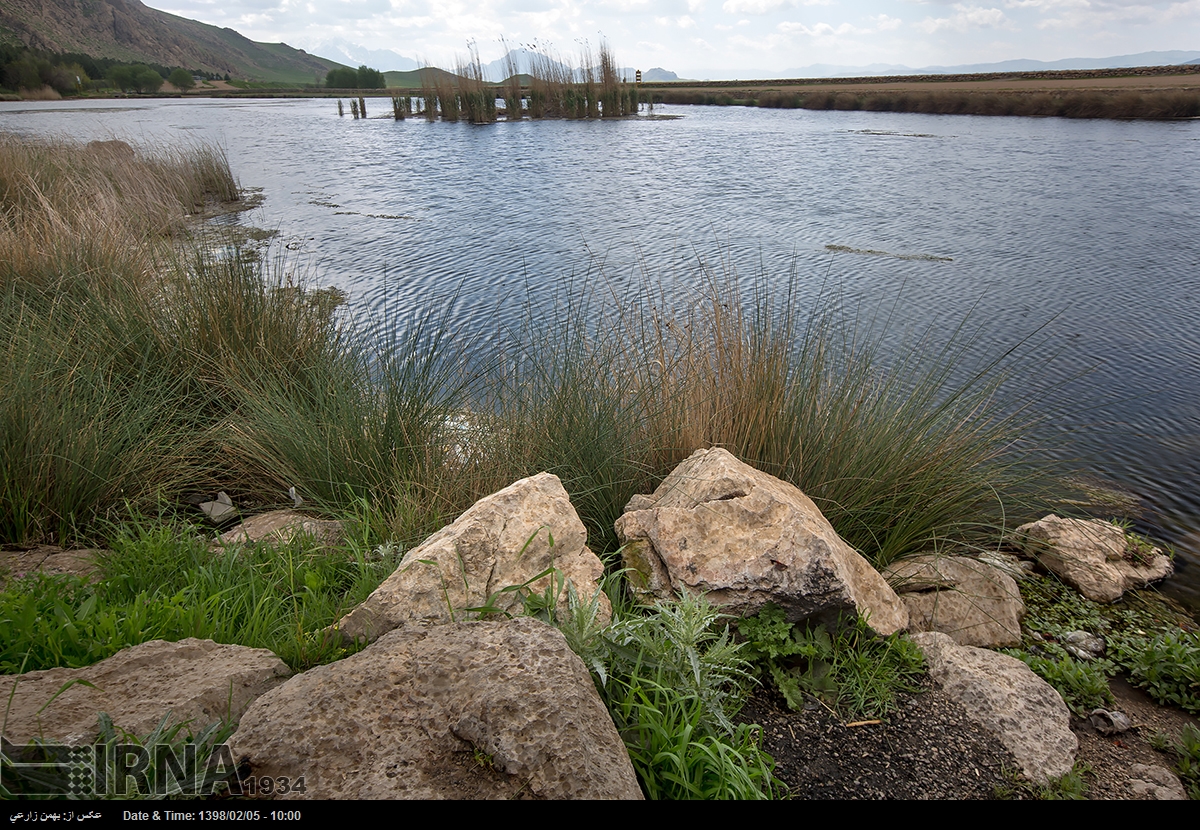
0;0;345;84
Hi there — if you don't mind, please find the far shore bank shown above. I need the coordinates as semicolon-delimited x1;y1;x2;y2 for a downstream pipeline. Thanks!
4;64;1200;120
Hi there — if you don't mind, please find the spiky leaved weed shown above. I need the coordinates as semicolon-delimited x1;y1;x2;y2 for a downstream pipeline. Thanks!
551;586;781;799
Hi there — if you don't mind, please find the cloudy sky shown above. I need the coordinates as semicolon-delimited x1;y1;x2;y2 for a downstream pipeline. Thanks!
154;0;1200;78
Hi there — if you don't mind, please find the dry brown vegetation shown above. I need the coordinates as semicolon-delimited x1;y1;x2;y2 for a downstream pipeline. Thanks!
646;68;1200;119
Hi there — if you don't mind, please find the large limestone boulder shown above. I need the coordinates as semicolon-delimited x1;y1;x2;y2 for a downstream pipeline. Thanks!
333;473;608;645
911;632;1077;785
217;510;344;548
1;639;291;746
230;618;643;799
614;448;907;634
884;554;1025;647
1016;515;1173;602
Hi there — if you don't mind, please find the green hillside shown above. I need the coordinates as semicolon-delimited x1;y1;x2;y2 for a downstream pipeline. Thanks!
0;0;346;83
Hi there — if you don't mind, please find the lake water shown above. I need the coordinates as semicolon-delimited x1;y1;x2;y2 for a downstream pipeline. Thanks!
3;97;1198;613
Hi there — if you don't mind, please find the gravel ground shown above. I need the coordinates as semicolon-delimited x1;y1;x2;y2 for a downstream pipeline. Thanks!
739;674;1199;800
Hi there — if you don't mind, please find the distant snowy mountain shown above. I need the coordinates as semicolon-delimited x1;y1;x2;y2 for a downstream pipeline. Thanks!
306;38;419;72
780;50;1200;79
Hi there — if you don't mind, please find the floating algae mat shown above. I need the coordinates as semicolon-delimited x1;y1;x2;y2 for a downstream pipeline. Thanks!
826;244;953;262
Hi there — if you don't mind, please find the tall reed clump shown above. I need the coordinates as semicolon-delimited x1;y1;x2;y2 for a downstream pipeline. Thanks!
527;43;571;118
436;73;460;122
501;38;522;119
597;40;632;117
0;135;242;543
469;263;1075;564
456;43;497;124
391;95;412;120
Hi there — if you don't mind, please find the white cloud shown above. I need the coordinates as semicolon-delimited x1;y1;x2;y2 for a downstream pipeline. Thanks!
916;3;1012;31
722;0;789;13
678;14;698;26
777;19;864;34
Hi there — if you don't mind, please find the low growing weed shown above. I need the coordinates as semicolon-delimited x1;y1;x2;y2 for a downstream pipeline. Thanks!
553;588;781;799
994;761;1092;800
1110;630;1200;715
1009;572;1199;715
1005;652;1113;717
737;604;925;719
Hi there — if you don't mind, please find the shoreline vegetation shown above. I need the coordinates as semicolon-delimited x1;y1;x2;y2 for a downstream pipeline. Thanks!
640;64;1200;120
0;132;1074;558
4;61;1199;121
3;133;1198;800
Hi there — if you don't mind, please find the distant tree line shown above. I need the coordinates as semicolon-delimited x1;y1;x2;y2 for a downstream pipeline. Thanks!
0;44;228;95
326;65;385;89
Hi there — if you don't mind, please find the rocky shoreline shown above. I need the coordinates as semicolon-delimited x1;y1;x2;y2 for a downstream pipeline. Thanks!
3;449;1197;799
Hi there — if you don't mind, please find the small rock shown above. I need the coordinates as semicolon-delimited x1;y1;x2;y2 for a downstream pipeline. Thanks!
1016;515;1173;602
333;473;609;644
884;554;1024;647
1126;763;1187;800
1062;630;1106;661
910;631;1077;785
230;618;642;799
1087;708;1132;736
218;510;344;548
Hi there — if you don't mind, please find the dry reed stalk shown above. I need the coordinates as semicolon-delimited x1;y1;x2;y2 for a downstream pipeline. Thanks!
456;43;496;124
501;37;522;119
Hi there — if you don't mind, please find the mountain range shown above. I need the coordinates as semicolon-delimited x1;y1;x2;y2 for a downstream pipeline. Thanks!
2;1;1195;86
767;50;1200;80
0;0;342;84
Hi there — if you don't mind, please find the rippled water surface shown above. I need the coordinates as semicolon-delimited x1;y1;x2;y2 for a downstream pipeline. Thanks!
4;98;1198;610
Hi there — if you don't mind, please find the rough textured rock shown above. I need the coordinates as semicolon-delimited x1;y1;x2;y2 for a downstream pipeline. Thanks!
218;510;344;548
1016;515;1173;602
230;618;643;800
910;632;1077;785
614;448;907;634
0;639;291;746
883;554;1024;647
1126;763;1188;800
0;546;101;588
333;473;608;644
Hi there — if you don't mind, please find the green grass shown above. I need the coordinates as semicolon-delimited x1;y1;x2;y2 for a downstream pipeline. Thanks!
551;585;782;799
0;516;402;674
738;604;926;719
